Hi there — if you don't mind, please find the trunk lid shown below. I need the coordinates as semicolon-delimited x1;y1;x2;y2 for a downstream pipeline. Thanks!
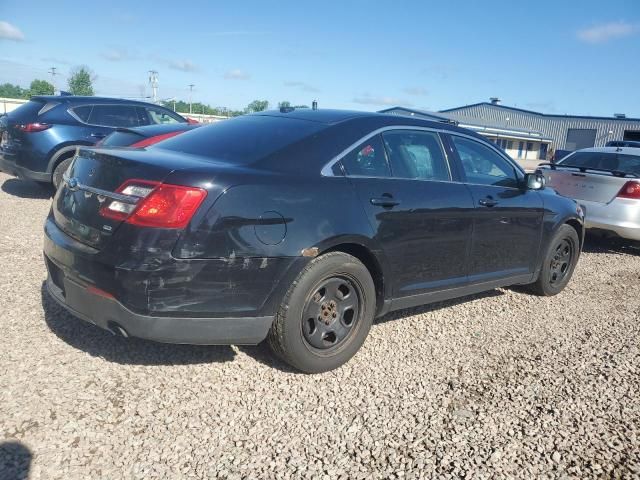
52;147;217;249
542;168;630;204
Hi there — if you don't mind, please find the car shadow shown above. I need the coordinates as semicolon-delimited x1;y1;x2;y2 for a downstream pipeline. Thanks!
582;234;640;256
41;283;236;366
374;289;505;325
0;441;32;480
1;178;53;199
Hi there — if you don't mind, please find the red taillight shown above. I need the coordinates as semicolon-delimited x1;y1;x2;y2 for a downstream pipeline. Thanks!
130;131;182;148
17;122;52;132
99;179;207;229
128;184;207;228
617;181;640;200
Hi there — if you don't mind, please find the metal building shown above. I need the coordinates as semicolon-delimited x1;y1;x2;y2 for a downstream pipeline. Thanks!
439;99;640;151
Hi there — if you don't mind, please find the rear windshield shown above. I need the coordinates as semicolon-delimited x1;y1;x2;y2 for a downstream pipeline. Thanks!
558;151;640;175
7;100;45;121
100;131;144;147
154;115;325;164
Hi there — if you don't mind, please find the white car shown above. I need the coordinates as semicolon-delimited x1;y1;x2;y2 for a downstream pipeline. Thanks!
539;147;640;241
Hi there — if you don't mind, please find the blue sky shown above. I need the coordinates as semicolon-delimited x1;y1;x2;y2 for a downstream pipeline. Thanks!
0;0;638;115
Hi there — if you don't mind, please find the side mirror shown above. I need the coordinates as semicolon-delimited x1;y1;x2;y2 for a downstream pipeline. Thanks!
525;172;545;190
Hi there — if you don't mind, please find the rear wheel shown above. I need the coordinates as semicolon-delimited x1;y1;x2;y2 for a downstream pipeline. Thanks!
527;224;580;296
52;157;73;189
267;252;376;373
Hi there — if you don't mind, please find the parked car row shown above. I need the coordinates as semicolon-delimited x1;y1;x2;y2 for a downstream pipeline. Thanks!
9;96;631;372
0;96;196;188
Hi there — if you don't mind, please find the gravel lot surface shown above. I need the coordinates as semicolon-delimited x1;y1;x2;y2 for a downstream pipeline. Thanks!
1;171;639;479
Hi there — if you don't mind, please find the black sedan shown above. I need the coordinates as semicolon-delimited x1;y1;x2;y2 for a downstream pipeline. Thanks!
43;109;584;373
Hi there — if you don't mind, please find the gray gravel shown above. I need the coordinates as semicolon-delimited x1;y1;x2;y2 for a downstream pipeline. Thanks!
1;171;639;479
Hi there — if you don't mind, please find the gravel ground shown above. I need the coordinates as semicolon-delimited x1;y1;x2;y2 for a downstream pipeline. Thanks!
1;171;639;479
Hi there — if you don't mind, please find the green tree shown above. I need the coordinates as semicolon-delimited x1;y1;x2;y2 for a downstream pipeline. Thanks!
246;100;269;113
68;66;95;96
0;83;27;99
29;79;55;96
278;100;292;109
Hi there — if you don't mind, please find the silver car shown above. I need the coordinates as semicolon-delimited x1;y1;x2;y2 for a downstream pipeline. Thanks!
539;147;640;241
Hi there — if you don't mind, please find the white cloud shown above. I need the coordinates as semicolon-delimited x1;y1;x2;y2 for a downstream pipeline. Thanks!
403;86;427;96
224;69;250;80
102;48;130;62
169;59;199;72
0;21;25;41
353;95;412;107
283;80;320;93
577;21;637;44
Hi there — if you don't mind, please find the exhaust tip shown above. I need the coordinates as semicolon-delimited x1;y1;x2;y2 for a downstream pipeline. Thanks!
107;321;129;338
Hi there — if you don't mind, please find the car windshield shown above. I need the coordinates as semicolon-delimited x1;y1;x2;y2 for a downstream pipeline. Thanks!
558;151;640;175
155;114;325;164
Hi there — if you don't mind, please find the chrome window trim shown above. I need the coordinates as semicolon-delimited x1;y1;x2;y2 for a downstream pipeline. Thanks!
321;125;525;179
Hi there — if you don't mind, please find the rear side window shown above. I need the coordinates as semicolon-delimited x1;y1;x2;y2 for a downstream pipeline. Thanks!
155;115;324;164
72;105;92;122
88;105;141;127
341;135;391;177
382;130;449;181
560;151;640;175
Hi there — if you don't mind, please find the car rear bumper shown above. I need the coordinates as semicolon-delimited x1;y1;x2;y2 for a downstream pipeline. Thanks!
581;198;640;241
42;216;307;345
45;274;273;344
0;153;51;182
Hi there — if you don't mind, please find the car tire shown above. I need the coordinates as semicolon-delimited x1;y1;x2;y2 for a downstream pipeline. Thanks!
527;224;580;296
52;157;73;189
267;252;376;373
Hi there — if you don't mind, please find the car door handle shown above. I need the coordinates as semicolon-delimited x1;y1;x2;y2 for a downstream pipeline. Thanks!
370;197;400;207
90;133;106;139
478;198;498;207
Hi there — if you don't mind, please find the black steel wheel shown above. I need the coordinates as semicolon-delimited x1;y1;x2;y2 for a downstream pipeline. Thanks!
267;252;376;373
527;224;580;296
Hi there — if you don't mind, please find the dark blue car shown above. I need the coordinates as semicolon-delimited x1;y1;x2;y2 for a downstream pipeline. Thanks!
0;96;188;187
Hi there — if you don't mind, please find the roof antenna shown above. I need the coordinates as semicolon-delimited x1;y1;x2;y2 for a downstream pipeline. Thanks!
312;100;318;111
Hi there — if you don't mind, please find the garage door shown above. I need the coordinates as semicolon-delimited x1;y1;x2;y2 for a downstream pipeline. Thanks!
565;129;596;150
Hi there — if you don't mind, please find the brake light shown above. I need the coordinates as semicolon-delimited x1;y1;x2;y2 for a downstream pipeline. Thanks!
130;131;182;148
617;181;640;200
127;184;207;228
17;122;52;132
99;179;207;228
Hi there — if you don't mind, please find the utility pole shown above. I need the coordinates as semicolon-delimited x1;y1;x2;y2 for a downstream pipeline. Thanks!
148;70;159;103
188;84;195;114
48;67;58;94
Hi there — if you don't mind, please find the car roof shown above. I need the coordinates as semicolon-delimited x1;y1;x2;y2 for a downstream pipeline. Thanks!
30;95;171;108
572;146;640;156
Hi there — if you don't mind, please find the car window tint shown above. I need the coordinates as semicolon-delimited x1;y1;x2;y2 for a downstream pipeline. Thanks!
155;115;324;164
382;130;449;180
452;136;518;188
72;105;92;123
146;107;183;125
559;151;640;175
88;105;141;127
341;135;391;177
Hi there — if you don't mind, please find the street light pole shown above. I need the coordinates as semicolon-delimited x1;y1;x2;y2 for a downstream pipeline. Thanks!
188;84;195;114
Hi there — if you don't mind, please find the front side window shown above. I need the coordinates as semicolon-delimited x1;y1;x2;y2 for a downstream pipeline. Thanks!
341;135;391;177
88;105;141;127
452;135;519;188
382;130;449;181
145;107;184;125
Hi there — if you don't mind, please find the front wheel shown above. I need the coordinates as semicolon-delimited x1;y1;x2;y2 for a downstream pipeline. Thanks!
267;252;376;373
527;224;580;296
